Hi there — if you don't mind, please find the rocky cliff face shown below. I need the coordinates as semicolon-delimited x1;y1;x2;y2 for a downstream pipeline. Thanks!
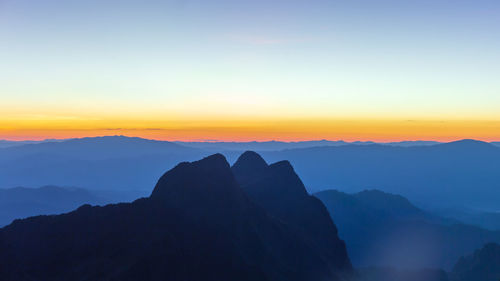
232;151;353;280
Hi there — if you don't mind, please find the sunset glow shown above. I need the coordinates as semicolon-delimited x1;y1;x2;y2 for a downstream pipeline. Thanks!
1;0;500;142
2;117;500;142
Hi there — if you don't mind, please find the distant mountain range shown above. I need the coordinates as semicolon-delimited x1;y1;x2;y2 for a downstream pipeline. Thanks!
263;139;500;210
175;140;441;151
0;186;101;227
315;189;500;270
0;186;103;227
0;136;207;193
0;186;148;227
2;136;500;210
1;137;443;151
0;140;50;148
433;207;500;231
0;153;352;281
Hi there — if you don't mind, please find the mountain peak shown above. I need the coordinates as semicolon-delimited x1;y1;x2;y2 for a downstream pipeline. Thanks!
233;151;268;170
266;160;308;196
231;152;352;275
269;160;295;173
150;153;245;210
196;152;228;166
231;151;269;186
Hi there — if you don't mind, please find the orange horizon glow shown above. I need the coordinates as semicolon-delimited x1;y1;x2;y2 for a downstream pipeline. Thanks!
2;118;500;142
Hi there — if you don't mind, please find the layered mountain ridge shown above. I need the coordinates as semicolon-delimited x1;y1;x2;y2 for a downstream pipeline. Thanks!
315;189;500;269
0;185;102;227
0;152;351;281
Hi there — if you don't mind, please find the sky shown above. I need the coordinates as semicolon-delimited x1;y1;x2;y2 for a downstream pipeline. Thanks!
1;0;499;141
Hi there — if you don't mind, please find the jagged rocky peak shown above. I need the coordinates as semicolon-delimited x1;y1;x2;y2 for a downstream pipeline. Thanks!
232;151;307;196
150;153;248;213
267;160;308;196
151;153;232;198
231;151;353;277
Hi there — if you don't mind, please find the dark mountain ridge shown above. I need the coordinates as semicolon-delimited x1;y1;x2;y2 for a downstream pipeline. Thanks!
232;151;352;277
0;153;351;281
450;243;500;281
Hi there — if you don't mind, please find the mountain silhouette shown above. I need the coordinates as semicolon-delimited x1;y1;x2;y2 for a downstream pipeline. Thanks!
0;153;350;281
450;243;500;281
232;151;352;279
315;189;500;270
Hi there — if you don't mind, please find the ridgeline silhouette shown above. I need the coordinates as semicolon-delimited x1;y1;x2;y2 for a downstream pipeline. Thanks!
0;153;351;281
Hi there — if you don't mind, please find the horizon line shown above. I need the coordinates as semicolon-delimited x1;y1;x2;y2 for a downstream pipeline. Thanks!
1;135;499;144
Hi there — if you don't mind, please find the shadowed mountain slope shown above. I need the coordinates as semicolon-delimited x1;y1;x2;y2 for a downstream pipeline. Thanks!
451;243;500;281
315;189;500;270
232;151;352;279
0;154;349;281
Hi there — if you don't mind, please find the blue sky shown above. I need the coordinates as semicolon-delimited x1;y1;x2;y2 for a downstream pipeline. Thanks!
0;0;499;140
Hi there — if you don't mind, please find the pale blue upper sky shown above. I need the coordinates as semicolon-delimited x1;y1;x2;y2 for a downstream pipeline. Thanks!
1;0;499;120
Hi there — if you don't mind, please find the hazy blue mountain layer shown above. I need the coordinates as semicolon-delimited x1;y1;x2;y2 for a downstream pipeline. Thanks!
264;139;500;210
2;136;499;210
315;189;500;270
0;136;208;191
0;186;103;227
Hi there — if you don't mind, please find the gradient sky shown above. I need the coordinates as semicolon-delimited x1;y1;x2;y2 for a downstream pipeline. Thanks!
1;0;499;141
